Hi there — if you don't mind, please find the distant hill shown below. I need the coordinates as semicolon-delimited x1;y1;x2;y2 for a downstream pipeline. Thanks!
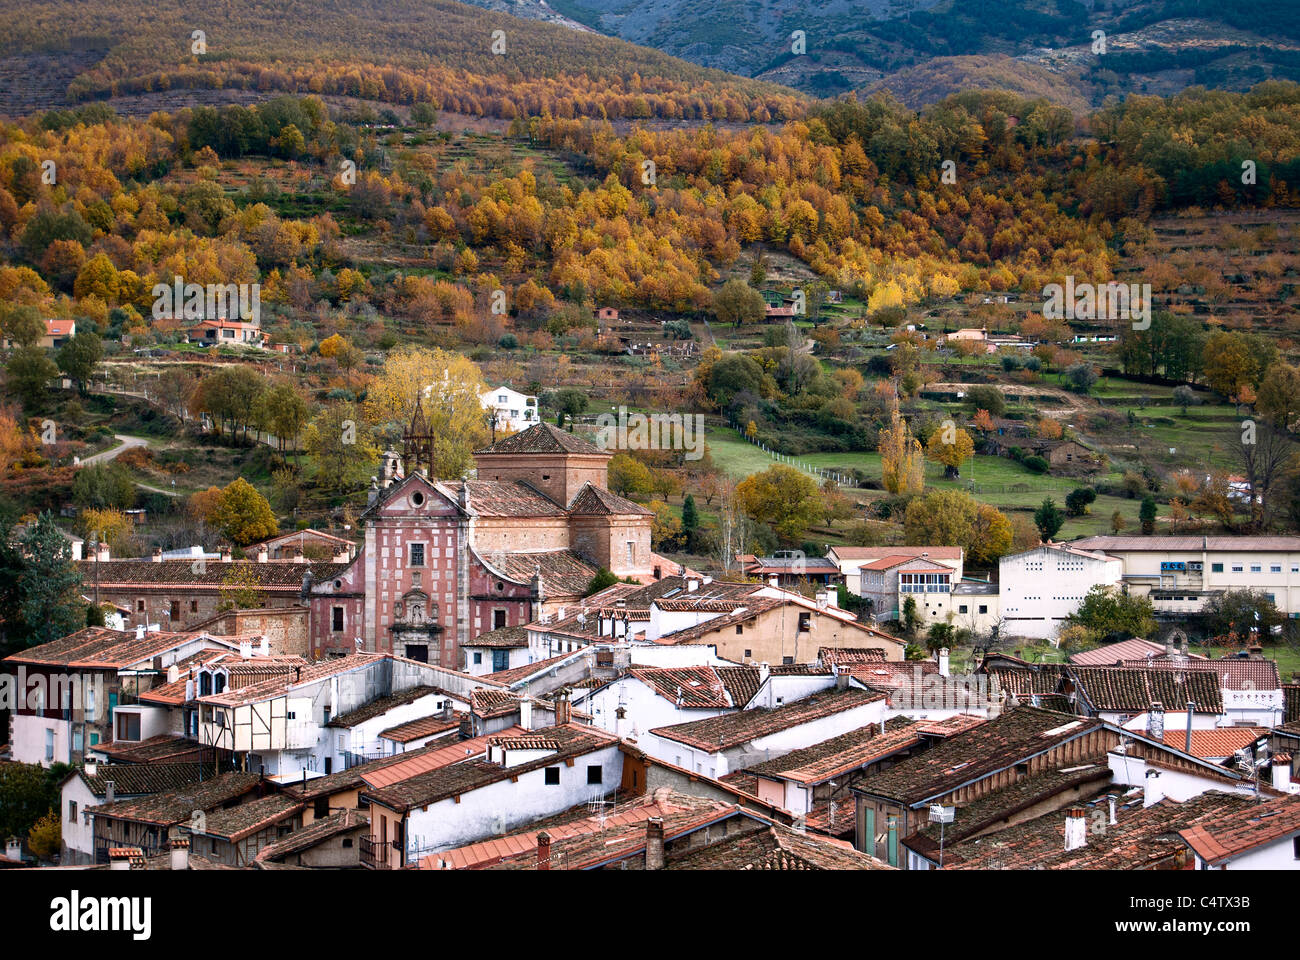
858;55;1093;113
541;0;1300;107
0;0;803;120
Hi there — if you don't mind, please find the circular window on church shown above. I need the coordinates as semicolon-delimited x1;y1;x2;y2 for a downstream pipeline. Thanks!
334;581;342;591
411;491;425;506
496;581;504;591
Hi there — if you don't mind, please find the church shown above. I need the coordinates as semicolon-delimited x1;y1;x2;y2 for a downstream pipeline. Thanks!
305;410;661;666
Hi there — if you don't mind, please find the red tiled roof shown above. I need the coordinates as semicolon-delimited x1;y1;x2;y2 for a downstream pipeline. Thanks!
379;713;463;743
1120;657;1280;692
1179;794;1300;866
1069;638;1186;666
627;664;759;709
424;792;740;870
651;688;884;752
1161;727;1267;759
3;627;234;669
199;653;388;706
829;546;963;561
475;422;608;456
819;648;888;665
360;726;523;789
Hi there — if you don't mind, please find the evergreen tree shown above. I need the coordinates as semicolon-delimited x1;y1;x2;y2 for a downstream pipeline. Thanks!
1033;498;1065;541
681;493;699;550
11;513;85;647
1140;495;1158;534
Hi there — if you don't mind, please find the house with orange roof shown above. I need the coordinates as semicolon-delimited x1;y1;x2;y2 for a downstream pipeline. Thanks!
2;317;74;350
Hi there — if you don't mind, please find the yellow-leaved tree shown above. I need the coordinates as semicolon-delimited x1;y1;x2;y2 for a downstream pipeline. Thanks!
878;396;924;496
364;347;490;479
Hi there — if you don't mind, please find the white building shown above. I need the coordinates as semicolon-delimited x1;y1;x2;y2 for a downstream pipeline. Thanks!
999;543;1123;639
481;385;539;435
644;683;887;779
361;703;623;867
1069;535;1300;618
1178;791;1300;869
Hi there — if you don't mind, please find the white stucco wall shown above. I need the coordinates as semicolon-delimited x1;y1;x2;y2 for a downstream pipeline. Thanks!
403;743;623;853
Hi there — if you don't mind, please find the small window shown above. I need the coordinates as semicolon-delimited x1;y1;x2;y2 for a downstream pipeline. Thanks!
1294;837;1300;860
136;599;146;613
1212;563;1224;573
170;600;181;620
743;649;752;658
332;607;345;632
1271;565;1282;573
798;612;811;632
409;543;425;567
782;657;794;665
1251;565;1262;574
587;765;603;785
473;652;482;664
1232;565;1243;573
493;609;507;630
190;600;198;613
342;838;353;849
314;797;328;819
735;625;744;635
69;800;77;822
959;605;969;614
544;767;560;785
411;491;425;507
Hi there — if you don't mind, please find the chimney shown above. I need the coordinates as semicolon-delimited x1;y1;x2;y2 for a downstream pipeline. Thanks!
332;546;351;563
457;483;468;509
1146;702;1165;740
520;698;534;730
219;544;232;563
170;837;190;871
4;837;22;862
97;542;111;562
151;546;163;563
758;662;770;687
1063;807;1087;851
292;547;305;564
1272;754;1293;792
441;699;453;721
938;647;950;678
645;817;665;870
256;545;268;563
109;849;132;871
84;760;98;778
240;641;253;659
536;831;551;870
767;575;779;588
257;636;269;657
835;665;849;691
1184;701;1195;755
555;692;571;726
105;780;115;803
686;578;699;592
1106;794;1118;826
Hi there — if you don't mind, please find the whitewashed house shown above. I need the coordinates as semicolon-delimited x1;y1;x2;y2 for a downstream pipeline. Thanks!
999;543;1122;639
361;699;622;868
481;385;539;435
644;682;887;779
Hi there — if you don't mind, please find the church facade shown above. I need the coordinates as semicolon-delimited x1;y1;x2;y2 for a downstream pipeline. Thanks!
306;420;657;666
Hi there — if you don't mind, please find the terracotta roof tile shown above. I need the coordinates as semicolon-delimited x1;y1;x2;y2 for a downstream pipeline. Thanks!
1070;665;1224;713
651;687;884;752
253;809;369;862
475;422;607;456
88;771;264;826
853;706;1104;806
1161;727;1268;759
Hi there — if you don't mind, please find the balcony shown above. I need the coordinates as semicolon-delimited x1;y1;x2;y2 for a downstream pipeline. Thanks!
360;835;402;869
